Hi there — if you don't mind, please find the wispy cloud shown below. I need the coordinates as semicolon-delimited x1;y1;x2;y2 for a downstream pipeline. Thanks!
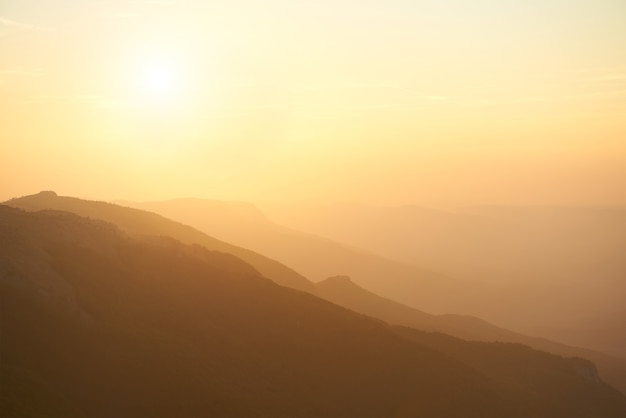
581;74;626;83
103;12;138;19
574;67;626;84
565;88;626;101
291;81;403;93
0;68;45;85
0;16;35;30
97;0;173;20
133;0;176;5
0;68;45;77
24;94;126;109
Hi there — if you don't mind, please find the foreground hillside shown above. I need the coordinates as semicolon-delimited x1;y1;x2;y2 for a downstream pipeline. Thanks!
5;191;314;293
118;197;487;315
317;276;626;394
1;206;625;417
271;203;626;357
6;192;626;394
106;196;626;393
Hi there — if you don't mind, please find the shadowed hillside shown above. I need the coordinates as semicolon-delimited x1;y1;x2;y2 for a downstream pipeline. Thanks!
116;197;626;362
4;192;314;293
116;197;491;316
316;275;626;394
8;193;626;393
268;203;626;357
2;205;626;417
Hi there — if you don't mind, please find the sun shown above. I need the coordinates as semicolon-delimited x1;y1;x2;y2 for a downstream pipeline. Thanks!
139;59;183;105
128;46;188;109
144;63;178;97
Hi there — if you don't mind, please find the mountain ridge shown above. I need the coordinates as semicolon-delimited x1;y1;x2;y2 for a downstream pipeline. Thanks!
118;196;491;316
6;192;626;394
266;202;626;357
4;191;315;293
315;274;626;393
2;205;625;417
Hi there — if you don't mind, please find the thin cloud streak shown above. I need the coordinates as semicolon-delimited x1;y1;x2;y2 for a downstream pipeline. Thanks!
0;68;45;77
0;68;45;85
0;16;35;30
23;94;127;109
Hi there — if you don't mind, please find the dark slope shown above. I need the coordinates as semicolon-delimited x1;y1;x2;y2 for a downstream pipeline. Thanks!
317;276;626;394
394;326;626;418
4;191;314;293
117;197;489;315
1;206;626;417
113;197;626;392
0;206;505;418
271;203;626;356
9;193;626;395
318;275;534;341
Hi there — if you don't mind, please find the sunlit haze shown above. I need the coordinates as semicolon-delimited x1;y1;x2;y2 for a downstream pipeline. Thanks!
1;0;625;206
3;3;626;415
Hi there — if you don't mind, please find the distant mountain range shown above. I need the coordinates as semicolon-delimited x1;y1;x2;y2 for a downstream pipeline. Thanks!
5;191;626;395
315;275;626;394
2;204;625;417
116;197;492;317
117;197;626;360
265;202;626;358
6;191;315;293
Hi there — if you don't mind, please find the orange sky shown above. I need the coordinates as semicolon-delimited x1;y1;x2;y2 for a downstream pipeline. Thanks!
1;1;625;206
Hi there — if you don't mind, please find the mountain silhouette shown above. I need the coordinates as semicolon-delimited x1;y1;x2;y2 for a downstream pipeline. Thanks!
316;275;626;393
4;191;314;293
116;197;491;316
317;275;540;341
114;197;626;369
2;205;625;417
267;202;626;357
6;192;626;393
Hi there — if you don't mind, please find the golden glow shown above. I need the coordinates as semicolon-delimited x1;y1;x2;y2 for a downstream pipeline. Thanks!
124;42;191;110
0;1;625;206
142;62;178;98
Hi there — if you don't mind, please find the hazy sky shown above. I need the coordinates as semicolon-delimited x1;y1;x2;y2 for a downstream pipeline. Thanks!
2;0;625;206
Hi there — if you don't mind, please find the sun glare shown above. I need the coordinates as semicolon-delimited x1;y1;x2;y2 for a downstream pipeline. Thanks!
129;46;188;109
137;60;183;108
144;64;178;97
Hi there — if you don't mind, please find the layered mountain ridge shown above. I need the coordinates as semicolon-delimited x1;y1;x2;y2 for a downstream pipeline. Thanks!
5;192;626;395
268;202;626;357
2;205;625;417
